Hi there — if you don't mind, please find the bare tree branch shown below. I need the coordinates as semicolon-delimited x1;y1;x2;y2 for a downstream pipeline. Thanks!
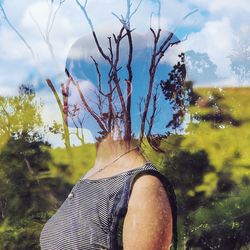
29;12;46;40
69;105;85;145
139;28;161;143
108;37;114;64
147;84;159;137
93;32;112;63
129;0;143;21
90;56;105;97
172;8;198;34
124;28;133;145
76;0;134;143
46;79;64;118
66;71;108;134
90;55;117;133
46;79;71;150
30;0;65;64
112;0;142;29
139;26;183;144
155;32;174;56
61;76;71;126
48;0;65;34
75;0;94;31
0;4;34;58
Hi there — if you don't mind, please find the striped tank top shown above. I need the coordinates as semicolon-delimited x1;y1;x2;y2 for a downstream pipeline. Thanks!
40;163;177;250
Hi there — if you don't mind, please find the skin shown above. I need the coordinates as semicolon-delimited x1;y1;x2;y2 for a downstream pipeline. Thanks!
123;175;173;250
84;135;147;180
84;135;173;249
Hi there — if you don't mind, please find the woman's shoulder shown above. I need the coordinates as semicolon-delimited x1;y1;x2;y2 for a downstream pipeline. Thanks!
123;171;173;249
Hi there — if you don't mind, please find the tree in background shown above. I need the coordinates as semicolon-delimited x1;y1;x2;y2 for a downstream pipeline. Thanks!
0;84;42;148
0;86;72;249
161;86;250;249
161;142;215;248
185;50;218;84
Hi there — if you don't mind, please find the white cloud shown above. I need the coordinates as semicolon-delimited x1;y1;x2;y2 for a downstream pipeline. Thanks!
21;1;82;61
1;0;249;94
162;41;184;66
0;28;29;60
209;0;250;13
0;61;25;95
0;0;197;75
0;85;19;96
183;17;235;78
187;0;250;12
185;0;250;32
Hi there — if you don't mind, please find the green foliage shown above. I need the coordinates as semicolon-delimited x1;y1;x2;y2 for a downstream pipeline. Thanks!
0;135;55;249
49;143;96;184
0;85;249;249
163;150;214;212
184;88;250;190
187;186;250;249
0;84;42;148
160;86;250;249
0;87;72;249
0;219;45;250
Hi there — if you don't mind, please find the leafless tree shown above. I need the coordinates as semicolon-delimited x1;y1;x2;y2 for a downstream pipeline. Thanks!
71;0;189;151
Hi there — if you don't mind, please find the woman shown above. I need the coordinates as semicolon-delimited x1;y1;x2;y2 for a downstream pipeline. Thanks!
40;134;177;249
40;26;182;249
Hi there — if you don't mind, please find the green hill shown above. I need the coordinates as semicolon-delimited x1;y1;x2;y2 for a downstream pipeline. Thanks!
182;87;250;195
48;87;250;188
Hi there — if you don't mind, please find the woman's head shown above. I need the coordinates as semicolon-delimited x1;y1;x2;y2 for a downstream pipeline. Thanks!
65;29;187;151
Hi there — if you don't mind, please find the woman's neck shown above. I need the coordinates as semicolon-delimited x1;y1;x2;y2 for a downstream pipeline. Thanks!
93;138;147;171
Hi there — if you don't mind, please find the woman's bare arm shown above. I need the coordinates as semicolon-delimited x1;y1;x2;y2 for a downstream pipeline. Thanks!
123;175;173;250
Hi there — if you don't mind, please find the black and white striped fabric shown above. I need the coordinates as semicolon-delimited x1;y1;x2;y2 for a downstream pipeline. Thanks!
40;163;177;250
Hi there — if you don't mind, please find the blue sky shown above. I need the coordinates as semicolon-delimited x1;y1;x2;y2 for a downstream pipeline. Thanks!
0;0;249;146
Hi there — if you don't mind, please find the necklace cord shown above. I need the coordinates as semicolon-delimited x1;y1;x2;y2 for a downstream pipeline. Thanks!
82;145;142;180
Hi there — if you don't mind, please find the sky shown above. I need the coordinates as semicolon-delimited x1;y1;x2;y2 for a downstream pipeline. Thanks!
0;0;249;147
